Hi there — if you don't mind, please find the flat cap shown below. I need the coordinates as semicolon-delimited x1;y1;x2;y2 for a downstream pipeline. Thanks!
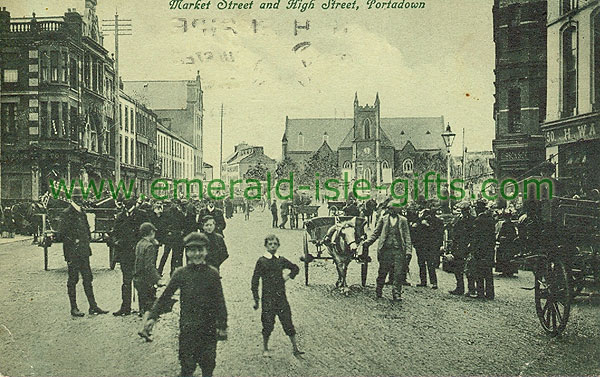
184;232;209;248
139;222;157;236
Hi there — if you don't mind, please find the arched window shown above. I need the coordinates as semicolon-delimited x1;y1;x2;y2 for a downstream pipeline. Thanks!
402;159;413;173
363;119;371;139
382;160;389;169
363;167;372;182
343;161;351;169
562;24;578;117
298;132;304;149
593;9;600;108
323;132;329;143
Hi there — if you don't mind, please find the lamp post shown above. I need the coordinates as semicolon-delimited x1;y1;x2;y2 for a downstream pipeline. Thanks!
441;123;456;211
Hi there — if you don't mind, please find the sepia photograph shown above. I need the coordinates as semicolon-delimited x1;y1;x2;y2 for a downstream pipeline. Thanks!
0;0;599;376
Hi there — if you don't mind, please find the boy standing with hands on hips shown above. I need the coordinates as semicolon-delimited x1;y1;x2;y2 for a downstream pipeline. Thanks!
251;234;304;358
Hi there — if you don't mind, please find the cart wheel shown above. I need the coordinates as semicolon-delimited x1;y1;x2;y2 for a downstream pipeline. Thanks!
535;257;571;336
303;232;310;286
360;246;369;287
109;245;117;270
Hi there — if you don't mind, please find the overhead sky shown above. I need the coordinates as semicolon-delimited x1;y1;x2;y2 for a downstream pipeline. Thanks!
14;0;495;170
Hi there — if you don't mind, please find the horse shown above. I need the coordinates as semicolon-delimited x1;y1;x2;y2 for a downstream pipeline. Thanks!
324;217;368;293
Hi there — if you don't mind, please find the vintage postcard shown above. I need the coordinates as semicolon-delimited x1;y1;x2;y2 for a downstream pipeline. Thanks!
0;0;599;376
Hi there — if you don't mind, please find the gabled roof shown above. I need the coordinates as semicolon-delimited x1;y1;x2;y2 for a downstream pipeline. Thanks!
284;116;445;152
203;162;213;168
123;81;190;110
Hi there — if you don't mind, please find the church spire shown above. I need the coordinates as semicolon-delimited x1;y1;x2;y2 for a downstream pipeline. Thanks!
375;92;380;105
354;92;359;106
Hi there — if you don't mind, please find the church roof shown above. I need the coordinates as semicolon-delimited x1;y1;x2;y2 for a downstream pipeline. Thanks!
285;116;445;152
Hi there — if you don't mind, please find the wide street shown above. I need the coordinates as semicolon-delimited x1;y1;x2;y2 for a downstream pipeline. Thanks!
1;206;599;376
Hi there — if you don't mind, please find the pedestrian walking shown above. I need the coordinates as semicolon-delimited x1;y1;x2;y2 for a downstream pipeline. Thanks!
448;205;474;295
279;201;289;229
202;216;229;271
141;232;228;377
363;201;413;301
244;200;251;221
466;200;496;299
413;208;444;289
133;222;161;315
60;188;108;317
495;209;518;277
270;200;278;228
112;203;138;316
251;235;304;358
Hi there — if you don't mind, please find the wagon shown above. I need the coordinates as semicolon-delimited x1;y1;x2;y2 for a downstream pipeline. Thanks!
301;216;371;286
327;201;346;216
519;197;599;336
38;206;119;271
296;205;320;221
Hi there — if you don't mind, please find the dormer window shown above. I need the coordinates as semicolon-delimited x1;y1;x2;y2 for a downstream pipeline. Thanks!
425;130;431;135
323;132;329;143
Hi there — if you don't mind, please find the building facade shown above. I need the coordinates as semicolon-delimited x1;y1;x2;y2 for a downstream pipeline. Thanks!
542;0;600;197
156;123;195;195
222;142;277;184
123;73;204;181
282;93;446;184
491;0;548;181
0;2;116;202
118;90;159;195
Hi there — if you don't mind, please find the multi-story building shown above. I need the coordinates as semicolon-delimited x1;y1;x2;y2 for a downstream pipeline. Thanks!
542;0;600;196
222;142;277;184
491;0;548;181
282;94;445;184
156;123;195;196
0;1;116;202
118;89;158;195
123;73;204;181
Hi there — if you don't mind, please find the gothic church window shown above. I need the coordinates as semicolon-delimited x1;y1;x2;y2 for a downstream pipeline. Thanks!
343;161;351;169
382;160;389;169
363;118;371;139
402;159;413;173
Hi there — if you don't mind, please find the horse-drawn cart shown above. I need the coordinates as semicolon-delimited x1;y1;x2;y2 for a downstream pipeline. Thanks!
519;197;599;336
301;216;371;288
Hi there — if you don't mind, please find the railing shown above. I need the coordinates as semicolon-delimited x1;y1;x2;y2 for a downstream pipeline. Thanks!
9;20;64;33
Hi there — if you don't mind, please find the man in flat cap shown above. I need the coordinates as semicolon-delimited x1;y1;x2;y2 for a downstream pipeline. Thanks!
142;232;227;377
133;222;161;316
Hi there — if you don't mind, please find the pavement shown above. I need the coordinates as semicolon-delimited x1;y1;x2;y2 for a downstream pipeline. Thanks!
0;206;599;376
0;235;33;245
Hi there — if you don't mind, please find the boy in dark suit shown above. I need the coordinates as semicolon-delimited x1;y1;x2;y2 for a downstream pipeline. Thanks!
251;235;304;357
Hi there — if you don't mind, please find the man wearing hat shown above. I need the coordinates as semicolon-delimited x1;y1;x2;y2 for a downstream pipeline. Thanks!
60;186;108;317
413;207;444;289
142;232;228;377
133;222;161;315
363;200;413;301
466;200;496;299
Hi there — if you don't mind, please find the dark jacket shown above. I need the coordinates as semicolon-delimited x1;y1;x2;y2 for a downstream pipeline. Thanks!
149;264;227;334
469;211;496;266
413;214;444;252
205;232;229;269
364;213;412;256
133;237;161;288
343;203;360;217
251;255;299;305
199;207;226;235
60;204;92;262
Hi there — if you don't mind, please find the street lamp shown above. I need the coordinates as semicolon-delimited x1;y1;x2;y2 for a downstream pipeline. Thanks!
441;123;456;211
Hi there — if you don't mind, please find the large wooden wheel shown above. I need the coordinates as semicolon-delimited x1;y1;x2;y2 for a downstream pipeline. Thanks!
534;257;572;336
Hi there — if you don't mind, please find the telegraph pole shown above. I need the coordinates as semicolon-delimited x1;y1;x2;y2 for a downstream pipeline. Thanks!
102;12;131;183
220;104;224;180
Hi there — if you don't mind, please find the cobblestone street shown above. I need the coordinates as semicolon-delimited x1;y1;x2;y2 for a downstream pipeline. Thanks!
1;207;599;376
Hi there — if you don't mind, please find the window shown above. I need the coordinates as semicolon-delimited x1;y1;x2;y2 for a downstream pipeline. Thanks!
98;63;103;94
402;159;413;173
130;108;134;133
593;10;600;108
62;103;69;137
125;136;129;164
562;0;577;15
363;119;371;139
343;161;351;169
84;54;90;88
41;53;49;82
92;59;97;92
3;69;18;83
70;106;78;141
562;24;578;117
298;132;304;149
363;167;372;182
50;51;58;82
40;102;48;137
382;160;389;169
125;106;129;132
50;102;59;137
1;103;17;138
131;138;134;164
508;87;522;133
120;135;123;162
61;52;68;83
69;56;77;88
119;104;123;129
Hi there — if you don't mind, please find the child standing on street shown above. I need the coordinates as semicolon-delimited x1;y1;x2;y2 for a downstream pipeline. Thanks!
251;234;304;357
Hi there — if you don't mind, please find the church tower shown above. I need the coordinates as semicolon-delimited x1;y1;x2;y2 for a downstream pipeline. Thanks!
353;93;381;184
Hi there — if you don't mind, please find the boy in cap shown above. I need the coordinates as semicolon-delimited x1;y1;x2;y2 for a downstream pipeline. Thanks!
142;232;227;377
251;234;304;357
133;222;161;316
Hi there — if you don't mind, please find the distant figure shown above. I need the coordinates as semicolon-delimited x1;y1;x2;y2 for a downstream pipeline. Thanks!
271;200;278;228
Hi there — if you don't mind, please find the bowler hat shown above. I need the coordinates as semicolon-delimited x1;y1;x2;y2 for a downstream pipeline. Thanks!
184;232;209;248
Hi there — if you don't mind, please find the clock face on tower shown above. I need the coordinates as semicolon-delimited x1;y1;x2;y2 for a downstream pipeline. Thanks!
363;147;371;155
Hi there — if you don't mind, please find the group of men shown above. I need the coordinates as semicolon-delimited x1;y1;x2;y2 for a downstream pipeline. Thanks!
60;190;229;317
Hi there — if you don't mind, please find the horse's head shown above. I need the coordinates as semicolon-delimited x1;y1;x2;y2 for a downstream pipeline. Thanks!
338;222;360;253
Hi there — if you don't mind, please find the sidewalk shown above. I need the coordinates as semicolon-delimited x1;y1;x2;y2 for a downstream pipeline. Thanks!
0;235;33;246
